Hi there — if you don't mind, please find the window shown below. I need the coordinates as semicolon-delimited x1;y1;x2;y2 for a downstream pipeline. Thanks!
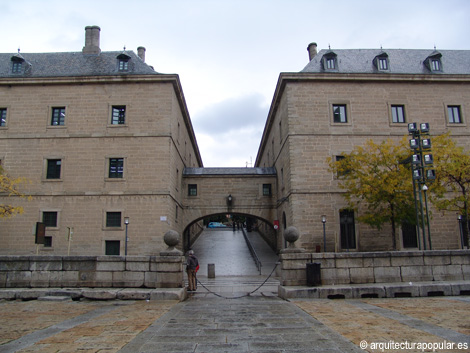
106;240;120;255
119;60;129;72
431;59;441;71
111;106;126;125
106;212;121;227
378;58;388;70
109;158;124;178
188;184;197;196
43;212;58;227
333;104;347;123
322;52;337;71
44;236;53;248
12;61;22;74
263;184;272;196
335;155;350;177
391;105;406;123
326;58;335;69
46;159;62;179
340;209;356;250
51;107;66;126
0;108;6;127
447;106;462;124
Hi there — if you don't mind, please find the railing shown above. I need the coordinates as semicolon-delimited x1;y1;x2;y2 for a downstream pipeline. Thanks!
242;227;262;274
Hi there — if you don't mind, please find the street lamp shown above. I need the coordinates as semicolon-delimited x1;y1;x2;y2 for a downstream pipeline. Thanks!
124;217;129;256
321;215;327;252
458;215;464;249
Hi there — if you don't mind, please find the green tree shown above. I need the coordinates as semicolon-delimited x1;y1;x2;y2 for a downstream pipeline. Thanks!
0;166;30;218
328;137;415;250
431;133;470;245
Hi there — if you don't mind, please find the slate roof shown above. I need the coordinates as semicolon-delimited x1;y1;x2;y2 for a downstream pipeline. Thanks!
0;50;158;78
183;167;276;176
301;48;470;75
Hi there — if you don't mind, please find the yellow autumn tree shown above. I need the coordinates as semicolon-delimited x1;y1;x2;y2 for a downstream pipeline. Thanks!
0;166;30;218
431;132;470;244
328;137;415;250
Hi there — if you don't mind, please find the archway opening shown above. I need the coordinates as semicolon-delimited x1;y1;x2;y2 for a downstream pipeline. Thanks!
182;213;279;278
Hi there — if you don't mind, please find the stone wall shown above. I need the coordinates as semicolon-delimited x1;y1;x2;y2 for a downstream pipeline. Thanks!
0;255;184;288
280;250;470;286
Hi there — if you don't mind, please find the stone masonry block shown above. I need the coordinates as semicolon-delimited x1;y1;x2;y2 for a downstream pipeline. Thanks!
432;265;463;281
96;256;125;271
0;272;6;288
321;268;350;285
112;271;144;288
450;252;470;265
60;271;80;287
156;262;182;272
63;257;96;271
6;271;32;288
126;257;150;272
31;271;50;288
374;266;401;283
144;271;158;288
423;253;451;266
385;284;420;298
390;252;424;267
0;256;30;271
418;283;453;296
349;267;374;284
335;257;363;268
463;265;470;280
29;256;63;271
400;266;433;282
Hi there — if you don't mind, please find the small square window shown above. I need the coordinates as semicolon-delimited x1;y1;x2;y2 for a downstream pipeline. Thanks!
46;159;62;179
447;106;462;124
188;184;197;196
105;240;120;255
111;106;126;125
44;236;53;248
391;105;406;123
109;158;124;178
263;184;272;196
0;108;7;127
43;212;58;227
333;104;347;123
51;107;66;126
106;212;121;227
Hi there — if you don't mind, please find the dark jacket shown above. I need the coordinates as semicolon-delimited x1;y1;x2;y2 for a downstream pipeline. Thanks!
187;255;199;270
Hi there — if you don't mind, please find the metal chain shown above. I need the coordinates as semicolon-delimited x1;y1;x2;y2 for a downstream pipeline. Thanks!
193;262;279;299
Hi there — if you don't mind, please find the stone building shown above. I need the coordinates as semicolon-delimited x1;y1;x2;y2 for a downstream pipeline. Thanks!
256;43;470;252
0;26;203;255
1;26;469;256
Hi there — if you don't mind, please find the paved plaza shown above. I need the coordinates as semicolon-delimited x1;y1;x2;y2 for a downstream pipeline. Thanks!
1;294;469;352
1;230;469;352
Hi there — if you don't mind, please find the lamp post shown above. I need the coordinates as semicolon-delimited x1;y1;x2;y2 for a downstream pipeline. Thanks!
458;215;464;249
321;215;327;252
408;122;435;250
124;217;129;256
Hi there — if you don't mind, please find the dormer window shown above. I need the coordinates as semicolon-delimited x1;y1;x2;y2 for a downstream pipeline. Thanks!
322;51;337;71
117;52;131;72
373;52;389;71
424;51;442;73
11;54;25;74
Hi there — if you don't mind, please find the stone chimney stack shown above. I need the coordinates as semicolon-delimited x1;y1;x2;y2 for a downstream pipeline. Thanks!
307;42;317;61
82;26;101;54
137;46;146;62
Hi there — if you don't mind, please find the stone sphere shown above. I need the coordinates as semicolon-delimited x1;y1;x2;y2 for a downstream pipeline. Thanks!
163;230;180;247
284;226;300;243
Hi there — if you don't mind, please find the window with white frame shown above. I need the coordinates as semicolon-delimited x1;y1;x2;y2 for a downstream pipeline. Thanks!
391;105;406;123
447;105;462;124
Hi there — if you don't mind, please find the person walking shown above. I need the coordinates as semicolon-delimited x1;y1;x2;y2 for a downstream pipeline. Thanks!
186;250;199;292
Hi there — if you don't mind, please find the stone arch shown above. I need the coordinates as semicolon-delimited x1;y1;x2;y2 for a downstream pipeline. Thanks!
182;212;278;253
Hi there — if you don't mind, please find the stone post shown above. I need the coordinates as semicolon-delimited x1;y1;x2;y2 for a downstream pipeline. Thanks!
154;230;185;288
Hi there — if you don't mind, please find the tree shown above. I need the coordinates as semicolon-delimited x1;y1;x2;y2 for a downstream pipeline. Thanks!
0;166;30;218
431;132;470;245
328;137;415;250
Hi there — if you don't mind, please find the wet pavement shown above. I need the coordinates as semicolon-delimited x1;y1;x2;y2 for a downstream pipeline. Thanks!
1;230;470;352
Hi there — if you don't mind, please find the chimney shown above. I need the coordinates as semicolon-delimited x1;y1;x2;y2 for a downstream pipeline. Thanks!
307;42;317;61
137;46;146;62
82;25;101;54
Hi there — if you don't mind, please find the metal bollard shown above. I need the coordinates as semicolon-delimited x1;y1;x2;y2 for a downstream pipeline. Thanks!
208;263;215;278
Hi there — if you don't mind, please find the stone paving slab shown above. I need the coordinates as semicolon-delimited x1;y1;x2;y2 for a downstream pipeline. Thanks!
1;294;470;352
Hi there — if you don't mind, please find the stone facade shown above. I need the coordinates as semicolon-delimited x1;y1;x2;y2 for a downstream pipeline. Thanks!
0;28;202;256
256;49;470;252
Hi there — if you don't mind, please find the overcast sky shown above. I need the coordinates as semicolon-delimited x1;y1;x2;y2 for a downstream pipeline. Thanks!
1;0;469;167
